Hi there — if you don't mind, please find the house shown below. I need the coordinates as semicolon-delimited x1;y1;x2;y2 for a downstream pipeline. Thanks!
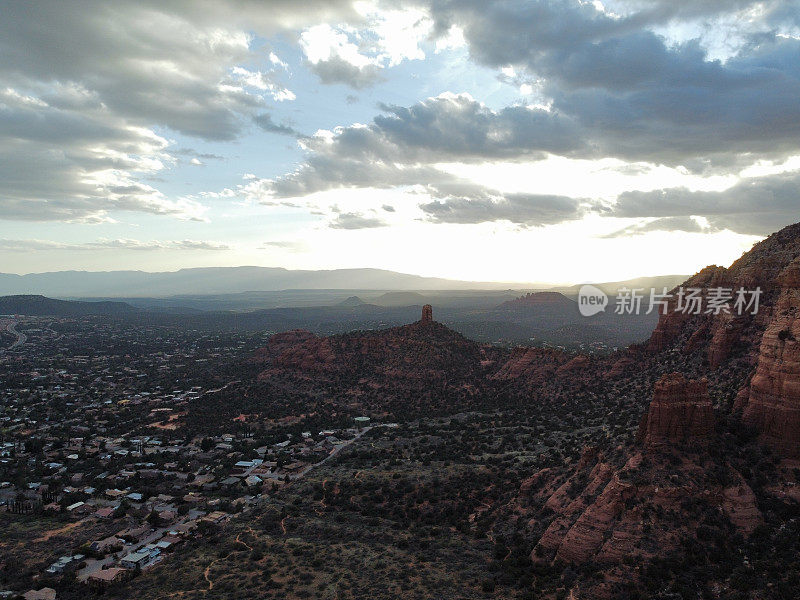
94;507;115;519
117;524;150;542
45;554;84;575
160;534;183;547
158;510;177;523
89;535;122;553
87;567;130;589
220;476;241;489
244;475;262;487
201;511;227;524
23;588;56;600
120;550;151;569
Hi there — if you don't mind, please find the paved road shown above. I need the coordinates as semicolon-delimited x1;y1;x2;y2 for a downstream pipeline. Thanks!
6;321;26;350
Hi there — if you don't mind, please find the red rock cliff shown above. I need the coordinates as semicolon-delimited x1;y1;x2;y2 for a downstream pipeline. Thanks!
637;373;715;447
739;258;800;457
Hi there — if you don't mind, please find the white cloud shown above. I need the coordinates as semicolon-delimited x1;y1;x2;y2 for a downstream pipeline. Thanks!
0;238;230;252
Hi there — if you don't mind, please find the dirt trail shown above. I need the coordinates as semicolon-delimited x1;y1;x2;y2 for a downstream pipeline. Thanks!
235;527;254;551
203;559;219;590
34;520;83;542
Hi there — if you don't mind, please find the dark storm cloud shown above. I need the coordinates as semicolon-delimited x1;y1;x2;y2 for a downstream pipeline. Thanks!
424;1;800;166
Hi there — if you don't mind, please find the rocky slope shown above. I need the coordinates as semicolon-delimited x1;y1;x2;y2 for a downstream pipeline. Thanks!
255;307;485;381
520;373;761;598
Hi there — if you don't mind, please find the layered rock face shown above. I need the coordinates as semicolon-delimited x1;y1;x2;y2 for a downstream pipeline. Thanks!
528;451;761;569
739;258;800;457
637;373;715;447
524;372;760;573
641;223;800;456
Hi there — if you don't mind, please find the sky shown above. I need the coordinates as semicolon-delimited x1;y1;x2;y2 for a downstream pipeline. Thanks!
1;0;799;284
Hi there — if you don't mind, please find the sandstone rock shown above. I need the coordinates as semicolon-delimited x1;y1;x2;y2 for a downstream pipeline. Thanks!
707;313;744;368
637;373;715;447
556;355;590;375
496;291;574;310
740;260;800;457
605;355;635;379
721;476;761;534
492;347;569;383
421;304;433;323
554;474;636;564
647;266;728;352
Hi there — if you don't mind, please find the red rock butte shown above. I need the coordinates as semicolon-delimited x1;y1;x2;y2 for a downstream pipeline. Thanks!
637;373;715;447
421;304;433;323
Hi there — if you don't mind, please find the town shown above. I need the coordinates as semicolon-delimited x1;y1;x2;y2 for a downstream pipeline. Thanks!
0;315;380;598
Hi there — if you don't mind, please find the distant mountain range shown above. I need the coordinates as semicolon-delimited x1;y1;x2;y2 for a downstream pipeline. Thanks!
0;266;690;299
0;267;533;297
0;295;137;317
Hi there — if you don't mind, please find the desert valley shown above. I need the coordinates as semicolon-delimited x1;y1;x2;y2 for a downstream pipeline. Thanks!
2;222;800;599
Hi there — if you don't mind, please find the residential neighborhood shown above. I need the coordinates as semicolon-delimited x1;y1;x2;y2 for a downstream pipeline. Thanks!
0;315;379;598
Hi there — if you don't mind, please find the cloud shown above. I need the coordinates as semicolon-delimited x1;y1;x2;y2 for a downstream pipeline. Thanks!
0;238;230;252
307;55;385;89
300;24;385;88
265;93;584;200
5;0;800;236
0;1;356;223
174;148;225;160
238;0;800;236
608;170;800;235
298;7;431;88
0;2;354;138
424;1;800;167
328;212;388;229
602;216;711;238
420;186;586;227
259;241;305;251
252;113;300;137
0;87;209;222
